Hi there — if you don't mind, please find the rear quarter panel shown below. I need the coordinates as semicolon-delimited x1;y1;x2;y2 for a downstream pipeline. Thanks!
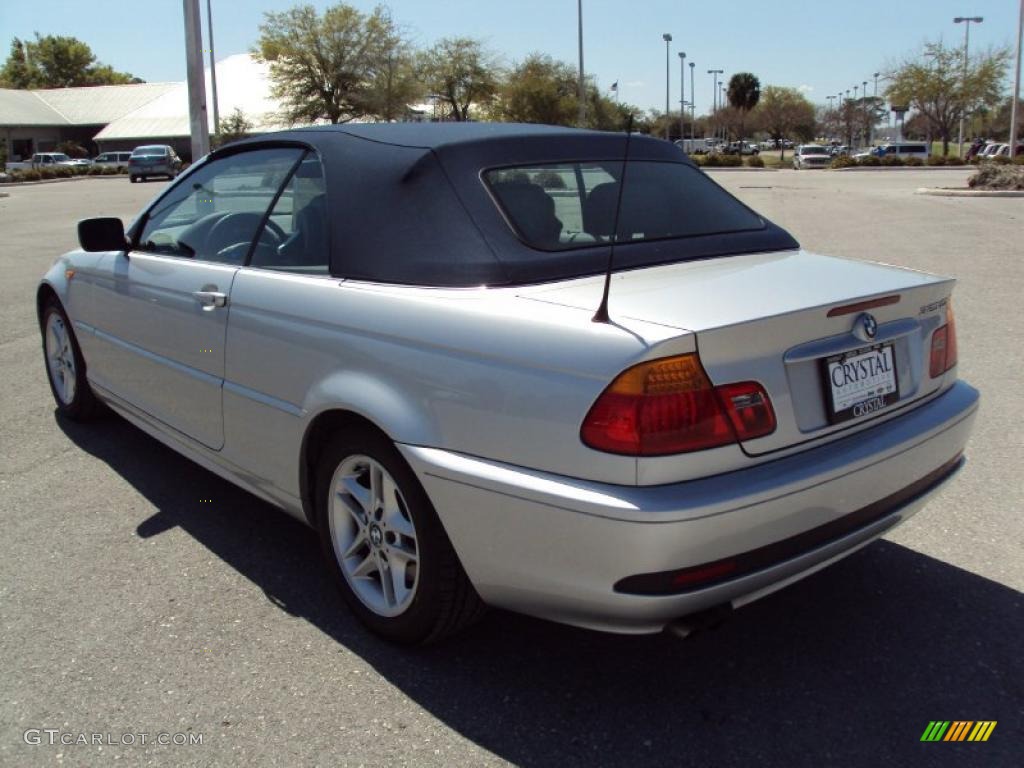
220;269;690;497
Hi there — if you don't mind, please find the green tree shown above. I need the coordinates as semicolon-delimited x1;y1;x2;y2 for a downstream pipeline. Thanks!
370;46;424;121
752;86;816;160
726;72;761;144
256;3;411;124
886;40;1009;156
497;54;577;125
986;96;1023;142
0;39;33;88
495;53;632;130
852;97;886;146
585;88;635;132
0;34;136;88
213;108;254;147
418;37;501;121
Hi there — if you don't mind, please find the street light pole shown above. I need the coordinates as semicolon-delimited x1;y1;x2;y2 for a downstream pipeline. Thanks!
954;16;983;157
663;33;673;140
577;0;586;126
845;90;851;145
721;84;727;141
861;80;868;146
872;72;879;143
689;61;696;140
1011;0;1023;152
708;69;722;141
679;52;686;143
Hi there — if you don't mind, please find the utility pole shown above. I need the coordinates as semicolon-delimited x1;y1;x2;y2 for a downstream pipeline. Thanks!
577;0;586;126
679;51;686;143
662;33;673;140
954;16;983;156
1011;0;1023;152
183;0;210;160
206;0;220;140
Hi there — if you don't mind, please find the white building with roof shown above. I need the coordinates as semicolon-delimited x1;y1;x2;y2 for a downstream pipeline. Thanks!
0;81;177;161
1;54;290;162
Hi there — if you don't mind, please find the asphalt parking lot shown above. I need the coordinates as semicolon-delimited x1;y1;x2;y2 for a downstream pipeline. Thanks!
1;171;1021;767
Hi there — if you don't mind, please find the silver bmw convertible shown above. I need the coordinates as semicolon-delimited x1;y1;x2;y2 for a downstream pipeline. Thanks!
38;124;978;643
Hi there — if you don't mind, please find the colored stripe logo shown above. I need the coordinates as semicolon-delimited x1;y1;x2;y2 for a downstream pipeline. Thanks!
920;721;997;742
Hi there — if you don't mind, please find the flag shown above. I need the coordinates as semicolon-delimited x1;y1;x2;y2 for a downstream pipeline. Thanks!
610;82;618;92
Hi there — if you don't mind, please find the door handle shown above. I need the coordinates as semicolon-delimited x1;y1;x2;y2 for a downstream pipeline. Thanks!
192;290;228;310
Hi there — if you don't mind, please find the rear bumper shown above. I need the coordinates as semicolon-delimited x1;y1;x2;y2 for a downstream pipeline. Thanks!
400;381;979;634
130;164;173;175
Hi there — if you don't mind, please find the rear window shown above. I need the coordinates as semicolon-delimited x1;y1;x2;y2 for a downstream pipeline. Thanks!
483;161;764;251
133;146;167;157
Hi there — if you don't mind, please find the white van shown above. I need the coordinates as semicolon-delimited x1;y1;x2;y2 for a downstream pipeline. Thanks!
92;151;133;169
877;142;930;160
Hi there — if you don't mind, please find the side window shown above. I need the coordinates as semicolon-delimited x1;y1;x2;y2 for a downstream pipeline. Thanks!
137;147;302;264
248;153;329;274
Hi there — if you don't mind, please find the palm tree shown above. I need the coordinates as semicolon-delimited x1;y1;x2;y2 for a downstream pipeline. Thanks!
727;72;761;147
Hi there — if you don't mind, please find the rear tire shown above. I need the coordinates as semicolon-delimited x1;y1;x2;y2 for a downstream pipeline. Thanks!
129;175;137;183
41;299;101;421
315;427;485;644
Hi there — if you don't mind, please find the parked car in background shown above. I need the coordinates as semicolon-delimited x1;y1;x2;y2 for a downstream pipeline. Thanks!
674;139;710;155
852;147;880;160
994;142;1023;158
793;144;832;169
719;141;760;156
128;145;182;182
829;145;851;157
39;124;977;645
93;151;133;169
5;152;79;172
979;142;1003;159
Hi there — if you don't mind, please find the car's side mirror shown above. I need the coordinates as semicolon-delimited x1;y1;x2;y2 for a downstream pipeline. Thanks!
78;217;127;252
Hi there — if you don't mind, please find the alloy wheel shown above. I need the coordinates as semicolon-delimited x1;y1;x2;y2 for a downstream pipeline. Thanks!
329;454;419;617
45;313;77;405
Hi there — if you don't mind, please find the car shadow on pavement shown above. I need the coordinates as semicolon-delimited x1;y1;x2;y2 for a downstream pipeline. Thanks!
57;412;1022;768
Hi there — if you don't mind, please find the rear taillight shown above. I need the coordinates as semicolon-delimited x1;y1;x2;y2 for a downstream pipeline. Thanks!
929;302;958;378
580;354;775;456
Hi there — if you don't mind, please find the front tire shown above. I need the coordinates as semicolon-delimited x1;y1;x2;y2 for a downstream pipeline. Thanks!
315;428;484;644
42;299;101;421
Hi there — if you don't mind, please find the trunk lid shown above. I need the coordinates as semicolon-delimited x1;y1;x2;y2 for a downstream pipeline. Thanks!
519;249;954;455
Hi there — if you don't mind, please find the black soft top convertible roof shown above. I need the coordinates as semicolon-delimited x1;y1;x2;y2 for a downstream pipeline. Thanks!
222;124;798;287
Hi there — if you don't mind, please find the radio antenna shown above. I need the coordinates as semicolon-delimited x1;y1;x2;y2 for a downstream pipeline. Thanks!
592;113;634;324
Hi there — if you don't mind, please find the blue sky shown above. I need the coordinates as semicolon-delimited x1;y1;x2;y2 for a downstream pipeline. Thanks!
1;0;1019;114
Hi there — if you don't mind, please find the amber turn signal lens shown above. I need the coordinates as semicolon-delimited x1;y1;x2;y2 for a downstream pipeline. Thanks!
581;354;775;456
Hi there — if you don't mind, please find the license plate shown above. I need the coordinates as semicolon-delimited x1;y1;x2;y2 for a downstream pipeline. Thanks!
822;344;898;424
